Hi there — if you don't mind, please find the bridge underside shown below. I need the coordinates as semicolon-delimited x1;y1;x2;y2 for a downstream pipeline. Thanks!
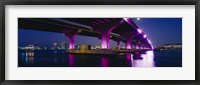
18;18;153;50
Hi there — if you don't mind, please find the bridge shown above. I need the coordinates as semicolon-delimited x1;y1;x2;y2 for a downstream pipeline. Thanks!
18;18;153;51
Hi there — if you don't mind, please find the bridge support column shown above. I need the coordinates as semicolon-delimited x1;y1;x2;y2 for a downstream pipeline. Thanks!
65;30;81;50
116;41;120;49
97;31;111;49
120;32;136;50
125;39;132;49
97;34;110;49
141;45;144;49
101;32;110;49
138;43;141;49
69;37;75;50
121;33;136;50
135;41;140;49
142;45;145;49
92;19;123;49
139;44;142;49
113;38;121;49
132;43;136;49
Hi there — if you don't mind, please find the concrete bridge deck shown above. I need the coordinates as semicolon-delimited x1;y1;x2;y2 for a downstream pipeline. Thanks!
19;18;153;50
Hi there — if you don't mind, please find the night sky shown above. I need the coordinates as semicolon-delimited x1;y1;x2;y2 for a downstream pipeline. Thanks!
18;18;182;48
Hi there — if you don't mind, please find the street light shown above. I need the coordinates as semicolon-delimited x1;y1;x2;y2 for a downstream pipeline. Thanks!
137;18;140;20
143;34;147;38
137;29;142;34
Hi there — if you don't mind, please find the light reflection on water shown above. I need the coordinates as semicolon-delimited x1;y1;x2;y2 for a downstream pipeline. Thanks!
21;50;35;64
101;57;109;67
131;51;155;67
18;50;181;67
69;54;75;67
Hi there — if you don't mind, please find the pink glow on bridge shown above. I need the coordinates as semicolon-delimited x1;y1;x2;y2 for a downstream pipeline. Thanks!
143;34;147;38
137;29;142;34
126;40;132;49
101;33;110;49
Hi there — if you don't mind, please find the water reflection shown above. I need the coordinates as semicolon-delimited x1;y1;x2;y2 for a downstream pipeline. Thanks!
18;50;181;67
126;53;131;60
125;53;132;67
101;57;109;67
53;57;57;64
131;51;155;67
69;54;75;67
21;50;35;64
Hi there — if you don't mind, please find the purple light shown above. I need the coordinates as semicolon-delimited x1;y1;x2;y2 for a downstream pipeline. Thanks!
143;34;147;38
65;32;78;50
126;53;131;60
101;57;109;67
151;46;154;49
126;40;132;49
69;54;74;66
123;18;132;25
147;39;154;49
101;33;110;49
148;40;151;44
101;39;107;49
137;29;142;34
69;38;75;49
123;18;129;22
126;45;131;49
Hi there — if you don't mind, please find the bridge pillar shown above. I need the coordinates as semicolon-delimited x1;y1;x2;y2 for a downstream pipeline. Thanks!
135;41;141;49
97;33;110;49
138;42;141;49
120;33;136;49
101;32;110;49
141;44;144;49
139;44;142;49
132;43;136;49
136;43;138;49
116;41;120;49
65;30;81;50
113;38;121;49
92;19;123;49
125;39;132;49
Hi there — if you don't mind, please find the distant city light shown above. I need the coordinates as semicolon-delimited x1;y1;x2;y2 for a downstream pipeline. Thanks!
137;29;142;34
137;18;140;20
